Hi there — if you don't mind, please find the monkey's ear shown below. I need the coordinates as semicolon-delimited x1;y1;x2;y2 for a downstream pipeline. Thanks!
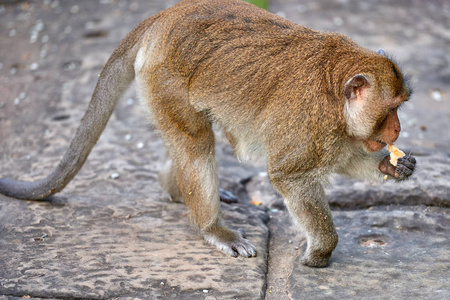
344;74;369;101
377;49;387;56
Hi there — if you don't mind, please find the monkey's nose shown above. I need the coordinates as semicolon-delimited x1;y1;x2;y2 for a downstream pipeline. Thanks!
395;122;401;134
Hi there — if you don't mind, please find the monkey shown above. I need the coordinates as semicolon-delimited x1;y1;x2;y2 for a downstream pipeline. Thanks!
0;0;416;267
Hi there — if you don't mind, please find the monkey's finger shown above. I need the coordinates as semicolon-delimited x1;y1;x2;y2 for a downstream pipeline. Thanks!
396;164;414;178
397;158;415;170
403;155;417;164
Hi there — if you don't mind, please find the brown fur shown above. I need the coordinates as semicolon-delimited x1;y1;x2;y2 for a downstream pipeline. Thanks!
0;0;415;266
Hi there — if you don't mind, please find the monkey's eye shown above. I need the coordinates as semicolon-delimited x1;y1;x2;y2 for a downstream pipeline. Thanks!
387;104;401;114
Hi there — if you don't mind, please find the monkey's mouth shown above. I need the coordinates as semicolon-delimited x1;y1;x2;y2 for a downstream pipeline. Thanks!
365;139;387;152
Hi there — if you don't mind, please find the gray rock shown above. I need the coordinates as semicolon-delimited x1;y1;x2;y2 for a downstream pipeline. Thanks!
288;207;450;299
0;1;269;298
327;153;450;209
0;192;269;298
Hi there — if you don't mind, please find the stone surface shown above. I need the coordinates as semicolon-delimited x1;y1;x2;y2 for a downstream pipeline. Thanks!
246;175;450;299
0;196;268;299
290;206;449;299
264;1;450;299
0;1;268;298
327;153;450;209
0;0;449;299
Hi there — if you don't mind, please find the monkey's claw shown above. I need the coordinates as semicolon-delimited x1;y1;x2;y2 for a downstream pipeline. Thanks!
225;234;257;258
204;227;257;258
231;242;256;257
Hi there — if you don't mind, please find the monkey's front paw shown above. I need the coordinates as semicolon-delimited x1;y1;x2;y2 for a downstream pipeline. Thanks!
301;250;332;268
395;155;416;180
379;154;416;180
204;227;257;258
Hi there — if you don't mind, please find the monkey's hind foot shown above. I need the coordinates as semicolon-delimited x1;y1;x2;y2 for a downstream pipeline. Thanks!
219;188;238;204
203;226;257;258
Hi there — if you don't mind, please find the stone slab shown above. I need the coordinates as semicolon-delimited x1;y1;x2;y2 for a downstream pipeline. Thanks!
290;207;449;299
245;174;450;300
261;206;450;300
327;153;450;209
263;1;450;298
0;193;268;299
0;1;268;299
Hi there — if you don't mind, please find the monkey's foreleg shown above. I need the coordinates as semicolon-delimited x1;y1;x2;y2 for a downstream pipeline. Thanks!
140;66;256;257
273;178;338;267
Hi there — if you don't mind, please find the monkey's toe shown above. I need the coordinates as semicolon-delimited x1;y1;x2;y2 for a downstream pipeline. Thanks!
231;239;257;257
203;227;257;258
221;236;257;258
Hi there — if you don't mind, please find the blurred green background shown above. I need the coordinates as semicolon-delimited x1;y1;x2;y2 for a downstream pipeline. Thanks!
243;0;268;10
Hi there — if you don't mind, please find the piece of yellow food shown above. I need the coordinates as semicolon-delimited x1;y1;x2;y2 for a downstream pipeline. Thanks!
388;144;406;166
384;144;406;180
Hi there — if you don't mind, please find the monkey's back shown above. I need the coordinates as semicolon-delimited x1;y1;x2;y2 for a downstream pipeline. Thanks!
136;0;388;168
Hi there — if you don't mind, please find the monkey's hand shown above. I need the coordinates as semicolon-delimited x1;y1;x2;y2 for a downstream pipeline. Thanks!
378;155;416;180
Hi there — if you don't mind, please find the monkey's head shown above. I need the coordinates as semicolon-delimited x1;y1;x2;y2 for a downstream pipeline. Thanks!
343;57;411;153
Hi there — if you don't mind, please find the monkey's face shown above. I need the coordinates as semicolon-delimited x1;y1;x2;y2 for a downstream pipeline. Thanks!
344;70;410;153
364;106;401;152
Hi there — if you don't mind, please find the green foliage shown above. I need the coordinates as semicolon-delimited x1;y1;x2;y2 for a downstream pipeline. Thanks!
243;0;268;10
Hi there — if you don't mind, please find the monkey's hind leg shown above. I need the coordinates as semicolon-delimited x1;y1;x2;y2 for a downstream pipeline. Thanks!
166;124;256;257
159;157;238;204
146;80;256;257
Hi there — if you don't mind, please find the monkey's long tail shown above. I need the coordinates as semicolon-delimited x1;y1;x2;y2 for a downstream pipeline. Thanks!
0;26;145;200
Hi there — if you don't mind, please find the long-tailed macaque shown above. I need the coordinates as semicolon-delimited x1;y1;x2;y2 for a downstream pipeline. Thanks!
0;0;416;267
